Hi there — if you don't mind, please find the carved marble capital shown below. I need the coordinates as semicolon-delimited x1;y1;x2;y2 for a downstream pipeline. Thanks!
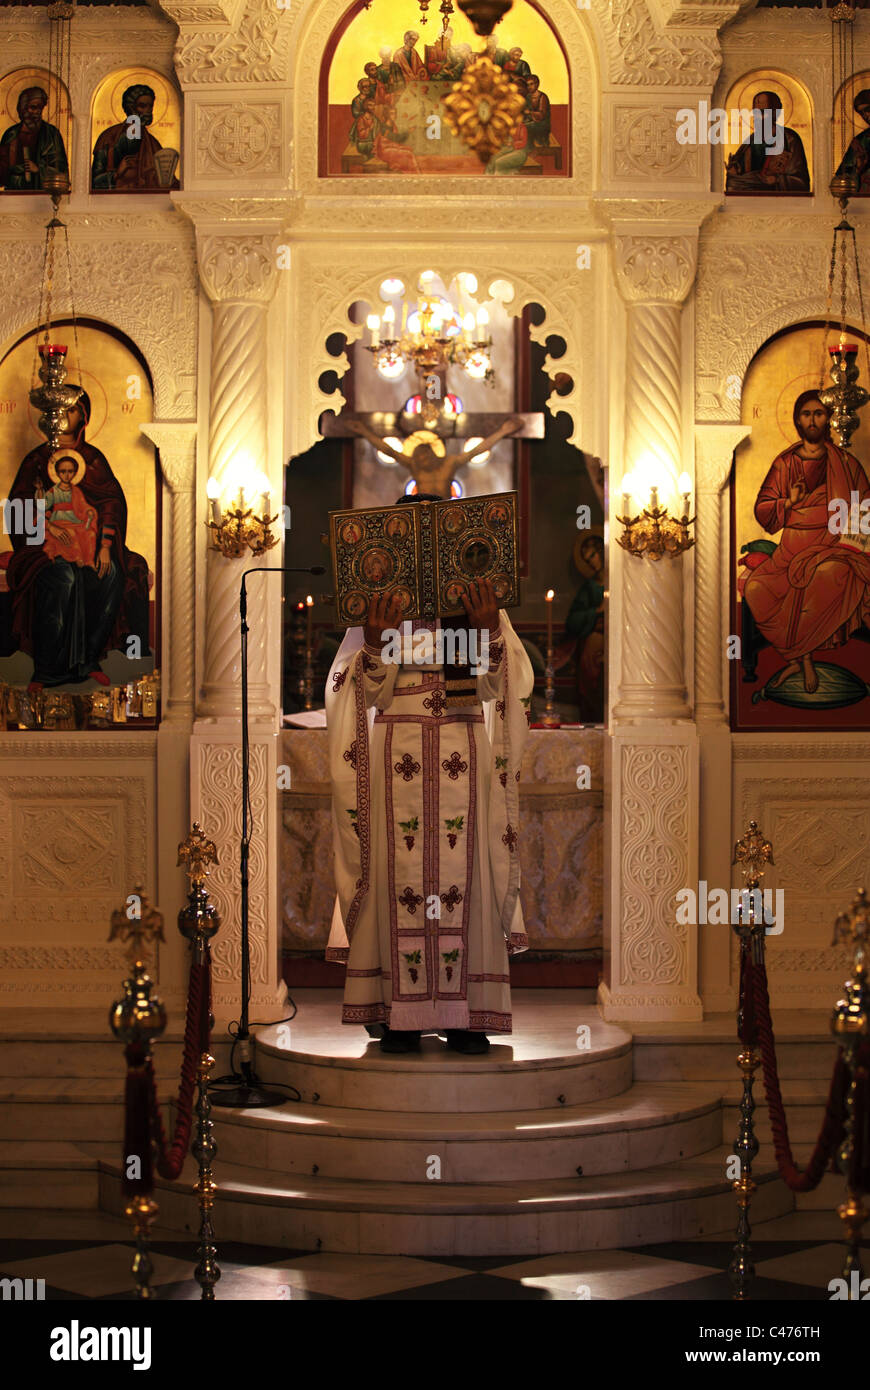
196;232;280;305
158;0;246;24
613;235;698;306
173;0;290;86
645;0;751;26
141;423;198;494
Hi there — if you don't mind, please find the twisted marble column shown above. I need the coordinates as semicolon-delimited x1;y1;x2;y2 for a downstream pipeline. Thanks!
196;235;279;722
612;236;697;720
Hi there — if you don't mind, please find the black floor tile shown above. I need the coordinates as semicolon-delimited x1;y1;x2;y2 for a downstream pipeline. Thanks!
367;1273;552;1300
624;1273;827;1301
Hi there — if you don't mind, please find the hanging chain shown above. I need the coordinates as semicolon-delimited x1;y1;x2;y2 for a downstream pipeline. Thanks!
31;3;79;397
820;226;839;389
62;220;81;383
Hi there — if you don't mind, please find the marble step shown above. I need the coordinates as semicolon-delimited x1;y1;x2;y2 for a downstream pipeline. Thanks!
252;996;634;1113
0;1079;174;1143
207;1081;724;1182
0;1036;233;1081
631;1012;841;1082
98;1144;794;1255
0;1140;114;1210
721;1080;840;1144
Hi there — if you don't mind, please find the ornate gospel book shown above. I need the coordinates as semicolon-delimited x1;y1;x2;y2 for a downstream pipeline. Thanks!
328;491;520;628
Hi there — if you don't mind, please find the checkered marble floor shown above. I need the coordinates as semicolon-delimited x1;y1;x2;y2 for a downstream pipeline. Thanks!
0;1210;860;1300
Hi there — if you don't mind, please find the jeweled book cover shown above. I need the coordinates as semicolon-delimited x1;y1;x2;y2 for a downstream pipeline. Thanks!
329;492;520;628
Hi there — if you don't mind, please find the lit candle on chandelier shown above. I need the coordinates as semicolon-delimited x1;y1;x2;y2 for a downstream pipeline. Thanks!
677;471;692;518
383;304;396;339
476;306;489;340
545;588;554;653
366;314;381;351
206;477;221;525
306;594;314;650
620;474;634;519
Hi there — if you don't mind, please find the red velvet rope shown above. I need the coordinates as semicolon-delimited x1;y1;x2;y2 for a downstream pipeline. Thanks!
747;953;847;1193
122;946;212;1192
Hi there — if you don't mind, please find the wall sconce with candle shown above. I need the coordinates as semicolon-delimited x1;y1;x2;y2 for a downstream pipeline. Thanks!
617;466;695;561
206;465;279;560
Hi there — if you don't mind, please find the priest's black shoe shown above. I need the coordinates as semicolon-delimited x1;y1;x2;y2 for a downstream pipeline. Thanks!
445;1030;490;1055
379;1027;421;1054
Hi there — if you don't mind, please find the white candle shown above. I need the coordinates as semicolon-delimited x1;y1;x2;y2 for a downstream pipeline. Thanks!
677;471;691;516
620;474;634;518
206;477;221;524
366;313;380;350
476;306;489;337
383;304;396;337
306;594;314;648
545;588;554;652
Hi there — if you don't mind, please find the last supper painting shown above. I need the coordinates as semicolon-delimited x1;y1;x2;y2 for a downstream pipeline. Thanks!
320;0;570;177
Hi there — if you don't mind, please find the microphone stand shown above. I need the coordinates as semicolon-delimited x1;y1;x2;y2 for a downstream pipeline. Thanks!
210;562;326;1110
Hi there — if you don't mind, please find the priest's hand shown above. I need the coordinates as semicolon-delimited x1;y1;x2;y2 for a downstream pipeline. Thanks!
364;589;403;650
461;578;500;637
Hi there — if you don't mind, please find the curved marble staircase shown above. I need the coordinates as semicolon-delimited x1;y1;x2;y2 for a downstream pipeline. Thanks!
2;992;835;1256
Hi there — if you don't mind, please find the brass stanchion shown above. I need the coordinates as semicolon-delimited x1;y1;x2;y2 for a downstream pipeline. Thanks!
177;824;222;1300
831;890;870;1294
728;820;774;1301
108;890;167;1298
126;1194;160;1299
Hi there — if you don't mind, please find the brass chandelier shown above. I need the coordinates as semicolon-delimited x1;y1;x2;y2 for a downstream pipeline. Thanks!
365;275;494;387
410;0;513;33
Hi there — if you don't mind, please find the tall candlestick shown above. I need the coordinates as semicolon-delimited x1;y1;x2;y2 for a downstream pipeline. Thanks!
366;314;380;351
306;594;313;649
545;588;554;652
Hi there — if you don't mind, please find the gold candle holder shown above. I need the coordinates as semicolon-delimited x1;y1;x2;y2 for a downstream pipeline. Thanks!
727;819;773;1300
831;889;870;1291
177;823;222;1300
108;888;168;1298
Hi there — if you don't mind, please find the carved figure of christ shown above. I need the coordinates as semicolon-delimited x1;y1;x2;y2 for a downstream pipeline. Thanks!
344;416;524;498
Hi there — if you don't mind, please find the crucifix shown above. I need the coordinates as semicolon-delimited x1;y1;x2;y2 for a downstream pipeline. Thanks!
320;392;545;499
342;414;526;498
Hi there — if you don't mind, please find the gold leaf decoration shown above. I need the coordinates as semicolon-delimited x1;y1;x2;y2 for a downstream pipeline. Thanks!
442;55;526;166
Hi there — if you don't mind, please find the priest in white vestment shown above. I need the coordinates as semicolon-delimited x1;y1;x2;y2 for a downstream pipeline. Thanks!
325;508;534;1054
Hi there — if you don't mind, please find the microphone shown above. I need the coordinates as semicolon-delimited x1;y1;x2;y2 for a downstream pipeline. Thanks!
240;565;326;619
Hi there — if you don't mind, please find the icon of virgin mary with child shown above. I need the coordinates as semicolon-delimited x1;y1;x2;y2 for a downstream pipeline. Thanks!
0;391;151;692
